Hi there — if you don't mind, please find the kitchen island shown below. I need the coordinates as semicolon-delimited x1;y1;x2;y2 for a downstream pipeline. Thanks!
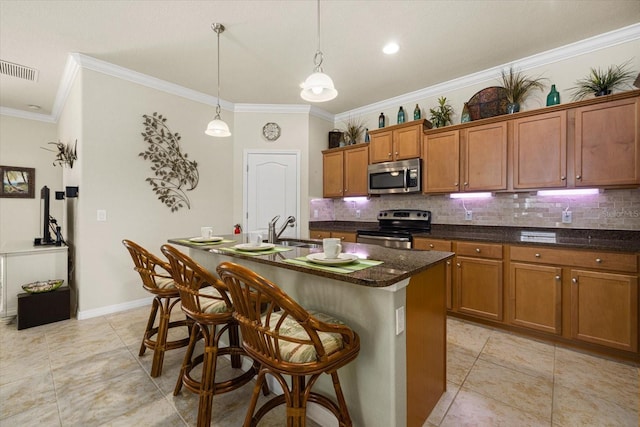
169;235;454;427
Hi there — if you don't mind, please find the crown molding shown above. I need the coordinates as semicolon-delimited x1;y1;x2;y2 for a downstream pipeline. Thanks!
335;23;640;123
234;103;310;114
0;107;56;123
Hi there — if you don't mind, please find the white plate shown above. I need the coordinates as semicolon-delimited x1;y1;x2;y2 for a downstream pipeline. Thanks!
306;253;359;266
189;236;224;243
234;243;276;251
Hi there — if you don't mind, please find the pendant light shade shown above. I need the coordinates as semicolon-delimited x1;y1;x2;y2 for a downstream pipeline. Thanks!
300;0;337;103
205;23;231;137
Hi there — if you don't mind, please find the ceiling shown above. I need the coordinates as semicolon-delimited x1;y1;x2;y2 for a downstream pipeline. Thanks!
1;1;639;117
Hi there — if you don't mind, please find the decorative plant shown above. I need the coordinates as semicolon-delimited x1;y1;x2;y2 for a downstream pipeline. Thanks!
42;140;77;168
569;60;636;100
429;97;453;128
140;112;199;212
342;116;365;144
499;66;546;106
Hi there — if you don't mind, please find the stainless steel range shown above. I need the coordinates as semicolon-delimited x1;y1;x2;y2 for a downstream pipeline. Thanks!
356;209;431;249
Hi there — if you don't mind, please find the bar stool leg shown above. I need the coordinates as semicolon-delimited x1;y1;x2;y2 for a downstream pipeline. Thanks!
140;298;159;356
174;321;199;396
196;328;218;427
150;297;171;377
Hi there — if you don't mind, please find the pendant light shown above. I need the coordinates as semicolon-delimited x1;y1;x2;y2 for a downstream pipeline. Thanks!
205;23;231;137
300;0;337;102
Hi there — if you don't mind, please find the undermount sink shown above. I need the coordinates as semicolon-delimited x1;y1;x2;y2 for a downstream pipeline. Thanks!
276;239;321;249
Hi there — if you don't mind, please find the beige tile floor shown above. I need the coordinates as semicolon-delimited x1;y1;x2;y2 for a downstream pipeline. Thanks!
0;306;637;426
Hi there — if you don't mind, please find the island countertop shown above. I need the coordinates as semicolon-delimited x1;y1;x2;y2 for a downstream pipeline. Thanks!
168;234;454;288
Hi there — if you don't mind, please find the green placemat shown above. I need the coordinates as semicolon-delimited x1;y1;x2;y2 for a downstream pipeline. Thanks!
218;246;293;256
178;239;236;246
283;257;383;274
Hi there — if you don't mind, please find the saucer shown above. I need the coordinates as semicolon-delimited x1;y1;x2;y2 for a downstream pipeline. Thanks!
306;253;359;266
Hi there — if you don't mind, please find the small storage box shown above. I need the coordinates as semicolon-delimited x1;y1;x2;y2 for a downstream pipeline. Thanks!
17;286;70;330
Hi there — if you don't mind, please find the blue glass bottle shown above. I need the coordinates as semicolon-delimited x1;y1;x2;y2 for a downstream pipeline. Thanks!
397;106;405;124
378;112;385;128
546;84;560;106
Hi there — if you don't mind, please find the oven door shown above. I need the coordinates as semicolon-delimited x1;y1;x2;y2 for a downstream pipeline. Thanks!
356;233;412;249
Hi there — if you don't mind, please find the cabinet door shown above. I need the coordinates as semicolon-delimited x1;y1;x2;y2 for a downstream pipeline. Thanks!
423;131;460;193
509;263;562;335
513;111;567;189
369;130;394;163
344;145;369;196
574;97;640;187
413;238;453;309
395;125;422;160
323;151;344;197
310;230;331;240
331;231;357;243
456;256;503;320
570;269;638;352
462;122;508;191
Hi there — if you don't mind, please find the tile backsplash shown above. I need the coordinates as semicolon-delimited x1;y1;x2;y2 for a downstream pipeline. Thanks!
311;189;640;230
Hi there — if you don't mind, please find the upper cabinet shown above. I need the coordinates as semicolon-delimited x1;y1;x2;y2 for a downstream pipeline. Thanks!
574;96;640;187
423;89;640;194
513;111;567;189
322;144;369;198
369;119;431;163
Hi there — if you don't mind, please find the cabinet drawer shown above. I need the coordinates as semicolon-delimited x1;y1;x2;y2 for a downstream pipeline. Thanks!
510;246;638;273
413;238;452;251
310;230;331;240
455;241;503;259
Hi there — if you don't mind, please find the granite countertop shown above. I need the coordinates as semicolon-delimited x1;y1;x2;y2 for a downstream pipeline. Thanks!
309;222;640;253
168;235;453;288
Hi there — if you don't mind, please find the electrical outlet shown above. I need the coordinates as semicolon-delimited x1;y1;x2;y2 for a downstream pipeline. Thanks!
465;210;473;221
355;209;361;218
395;306;405;335
562;210;572;224
313;209;318;218
97;209;107;221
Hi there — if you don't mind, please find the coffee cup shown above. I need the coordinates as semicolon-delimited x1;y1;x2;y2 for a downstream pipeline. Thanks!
200;226;214;239
323;238;342;259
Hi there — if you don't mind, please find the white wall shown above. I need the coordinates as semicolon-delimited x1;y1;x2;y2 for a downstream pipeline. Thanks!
0;116;60;247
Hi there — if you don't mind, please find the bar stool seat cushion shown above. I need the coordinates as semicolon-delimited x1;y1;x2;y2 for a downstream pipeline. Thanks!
265;310;345;363
198;286;229;314
155;276;177;289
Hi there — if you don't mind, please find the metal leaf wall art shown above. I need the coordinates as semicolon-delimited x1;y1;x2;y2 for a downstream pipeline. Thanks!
140;113;199;212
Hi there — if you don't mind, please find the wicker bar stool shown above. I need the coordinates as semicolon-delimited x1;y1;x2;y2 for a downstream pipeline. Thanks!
122;239;191;377
160;245;265;427
216;261;361;427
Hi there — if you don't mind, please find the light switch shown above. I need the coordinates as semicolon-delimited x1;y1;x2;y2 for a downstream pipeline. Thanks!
97;210;107;221
562;210;572;224
395;306;405;335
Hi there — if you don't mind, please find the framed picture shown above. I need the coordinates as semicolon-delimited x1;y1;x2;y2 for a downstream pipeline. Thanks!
0;166;35;198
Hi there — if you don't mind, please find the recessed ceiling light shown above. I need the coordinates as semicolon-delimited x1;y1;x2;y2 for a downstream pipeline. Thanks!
383;42;399;55
28;104;41;110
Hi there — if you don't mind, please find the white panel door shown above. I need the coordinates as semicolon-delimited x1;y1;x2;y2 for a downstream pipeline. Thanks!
245;151;299;239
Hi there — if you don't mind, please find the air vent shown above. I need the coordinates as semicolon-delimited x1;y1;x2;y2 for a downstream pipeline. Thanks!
0;60;39;82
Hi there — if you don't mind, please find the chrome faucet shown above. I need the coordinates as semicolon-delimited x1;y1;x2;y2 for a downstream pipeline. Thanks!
268;215;296;243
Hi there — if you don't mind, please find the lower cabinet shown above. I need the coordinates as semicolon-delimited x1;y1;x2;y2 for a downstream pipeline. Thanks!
309;229;356;243
570;269;638;352
509;262;562;335
413;238;453;309
454;242;504;321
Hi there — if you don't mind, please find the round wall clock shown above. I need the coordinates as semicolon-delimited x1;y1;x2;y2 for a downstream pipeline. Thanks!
262;122;281;141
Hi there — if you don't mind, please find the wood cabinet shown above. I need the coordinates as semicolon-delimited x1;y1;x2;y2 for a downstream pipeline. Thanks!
322;144;369;198
513;111;567;189
570;269;638;352
414;238;453;309
369;119;429;164
455;241;504;320
462;122;508;192
574;96;640;187
423;130;460;193
309;229;356;243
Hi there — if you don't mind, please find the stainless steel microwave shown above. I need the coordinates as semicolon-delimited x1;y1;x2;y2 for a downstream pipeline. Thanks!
368;158;421;194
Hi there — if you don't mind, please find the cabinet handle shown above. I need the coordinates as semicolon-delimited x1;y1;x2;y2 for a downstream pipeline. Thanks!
595;258;602;263
454;182;459;186
561;176;566;181
456;263;461;268
395;151;399;156
388;152;392;157
555;275;561;280
535;253;541;258
475;248;481;253
429;244;434;248
572;278;578;284
576;175;582;180
340;237;345;240
464;182;468;186
446;260;451;265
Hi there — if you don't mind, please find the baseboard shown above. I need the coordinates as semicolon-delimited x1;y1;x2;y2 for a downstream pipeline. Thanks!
77;296;153;320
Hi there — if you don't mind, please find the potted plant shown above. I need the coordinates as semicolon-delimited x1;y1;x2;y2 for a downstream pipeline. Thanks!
569;60;636;100
429;97;453;128
342;116;365;145
499;66;547;113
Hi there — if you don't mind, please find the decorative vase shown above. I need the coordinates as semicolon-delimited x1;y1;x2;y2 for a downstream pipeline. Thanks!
546;84;560;106
595;89;612;97
413;104;421;120
397;106;405;124
378;112;385;128
506;102;520;114
364;128;370;143
460;102;471;123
